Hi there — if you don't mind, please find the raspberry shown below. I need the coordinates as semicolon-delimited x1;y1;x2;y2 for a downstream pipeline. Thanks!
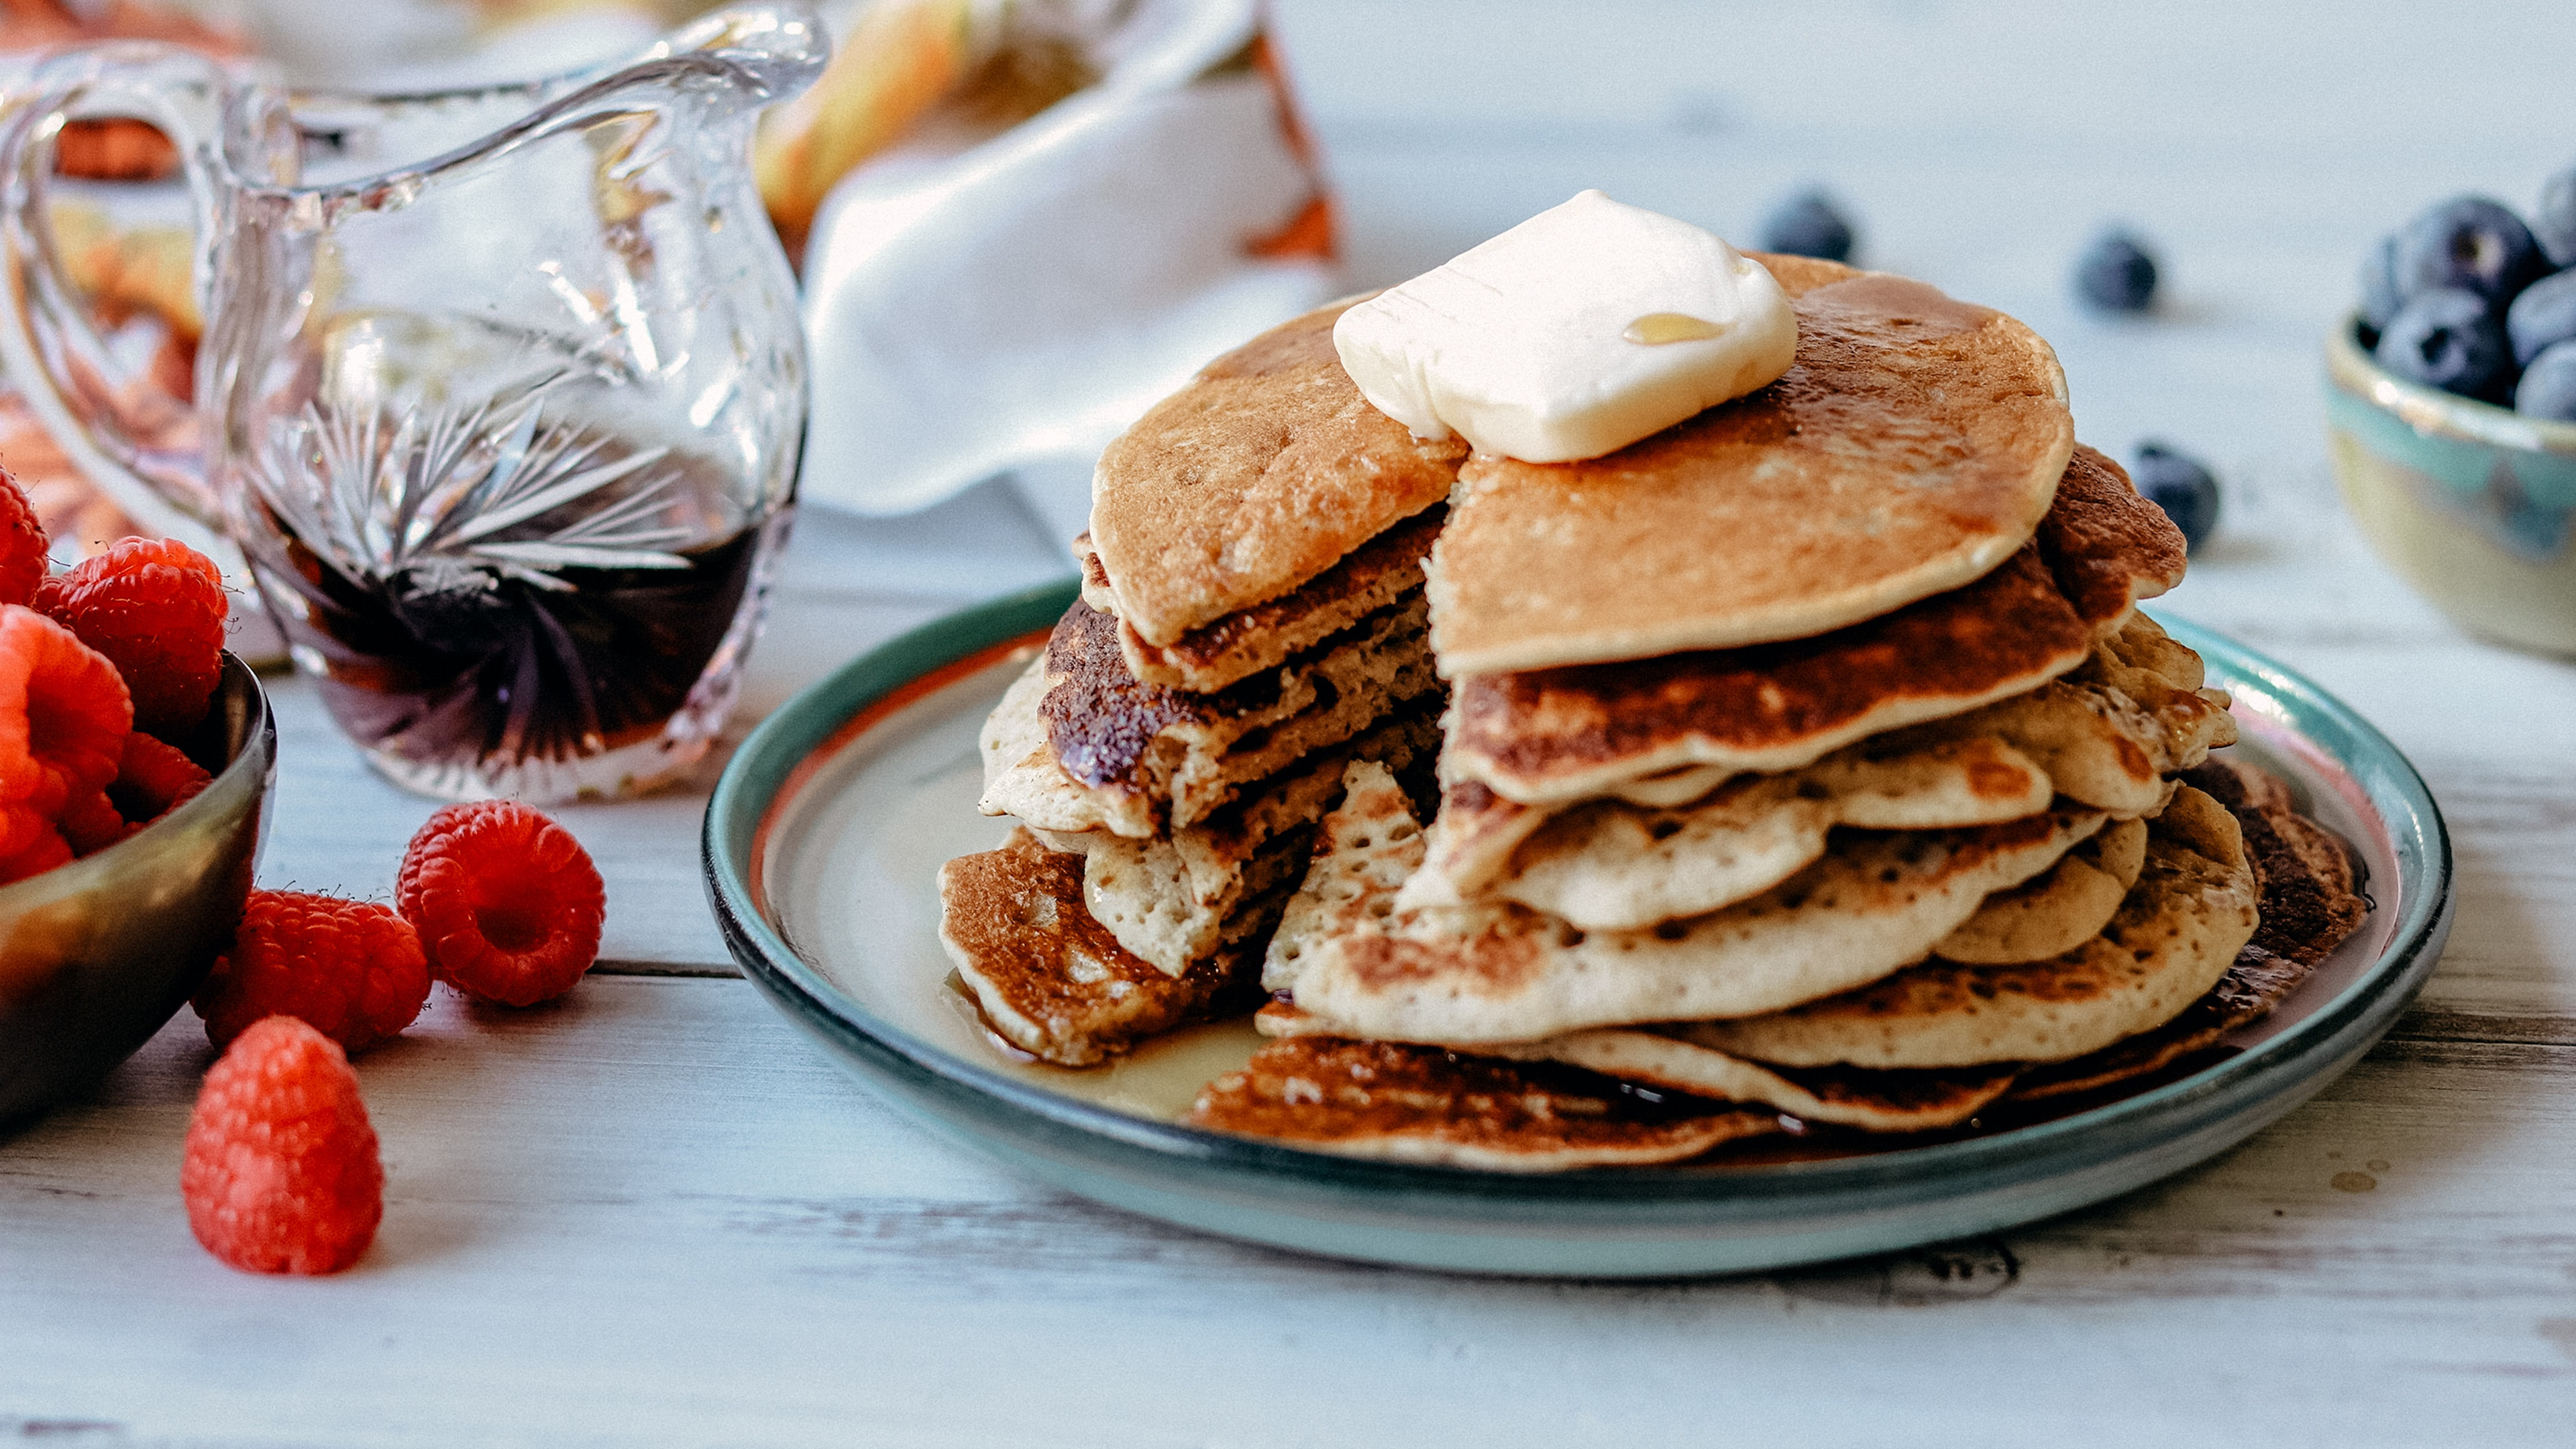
0;825;70;884
35;535;226;736
58;788;127;855
193;890;429;1054
180;1016;382;1275
0;468;48;609
108;731;212;825
0;605;129;867
398;801;604;1007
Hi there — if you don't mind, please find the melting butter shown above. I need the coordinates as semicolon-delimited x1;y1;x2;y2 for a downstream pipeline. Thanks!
1333;190;1798;463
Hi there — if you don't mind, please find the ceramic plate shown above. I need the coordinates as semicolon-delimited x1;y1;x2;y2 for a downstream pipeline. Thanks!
705;582;2452;1277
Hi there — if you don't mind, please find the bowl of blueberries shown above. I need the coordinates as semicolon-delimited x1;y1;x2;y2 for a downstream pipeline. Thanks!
2330;168;2576;655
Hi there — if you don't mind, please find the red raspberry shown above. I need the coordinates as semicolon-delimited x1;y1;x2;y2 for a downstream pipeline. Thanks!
58;788;127;855
109;731;213;825
0;467;48;609
193;890;429;1054
34;535;226;737
180;1016;382;1275
0;605;129;867
0;825;70;883
398;801;604;1007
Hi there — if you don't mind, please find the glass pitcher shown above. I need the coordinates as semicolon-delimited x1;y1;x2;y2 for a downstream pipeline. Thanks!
0;5;825;802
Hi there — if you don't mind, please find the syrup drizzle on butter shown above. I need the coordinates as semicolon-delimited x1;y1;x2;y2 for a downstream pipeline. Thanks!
1623;312;1729;345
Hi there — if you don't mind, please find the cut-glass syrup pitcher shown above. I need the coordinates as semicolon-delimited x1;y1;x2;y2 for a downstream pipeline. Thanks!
0;6;825;802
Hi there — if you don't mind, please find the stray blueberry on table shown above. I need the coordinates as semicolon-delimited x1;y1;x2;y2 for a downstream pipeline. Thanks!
2388;197;2549;311
2075;231;2159;313
2533;164;2576;270
1758;190;1854;262
2375;287;2514;401
2131;443;2220;551
2504;266;2576;366
2515;340;2576;423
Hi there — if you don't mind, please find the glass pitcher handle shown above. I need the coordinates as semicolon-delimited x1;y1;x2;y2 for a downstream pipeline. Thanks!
0;44;229;541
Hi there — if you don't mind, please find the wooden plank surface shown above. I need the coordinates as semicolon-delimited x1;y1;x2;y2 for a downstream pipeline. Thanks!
9;0;2576;1441
6;979;2572;1446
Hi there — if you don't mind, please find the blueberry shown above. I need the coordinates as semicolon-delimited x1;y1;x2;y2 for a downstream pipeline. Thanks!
1758;191;1855;262
2074;231;2158;313
2534;164;2576;269
2375;287;2515;401
2357;232;2404;336
2505;266;2576;366
2389;196;2550;310
2132;443;2220;551
2516;339;2576;422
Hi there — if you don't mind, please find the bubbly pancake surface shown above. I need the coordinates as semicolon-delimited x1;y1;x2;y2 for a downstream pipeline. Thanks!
1687;788;2259;1069
938;830;1254;1066
1428;254;2075;674
1090;300;1466;647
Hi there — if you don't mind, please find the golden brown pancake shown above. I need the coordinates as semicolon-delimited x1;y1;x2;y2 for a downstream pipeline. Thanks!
1428;257;2075;674
1444;737;2054;932
1187;1036;1780;1170
1065;705;1441;975
1443;470;2192;808
1091;300;1466;647
1035;594;1438;831
1076;508;1445;694
937;830;1260;1066
1289;810;2104;1045
2006;758;2373;1102
1262;759;1430;994
2181;755;2372;971
1933;816;2148;965
1253;1004;2017;1134
1687;788;2257;1069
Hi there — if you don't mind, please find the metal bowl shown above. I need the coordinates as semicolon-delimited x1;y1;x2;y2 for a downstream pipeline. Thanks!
0;655;275;1122
2325;317;2576;655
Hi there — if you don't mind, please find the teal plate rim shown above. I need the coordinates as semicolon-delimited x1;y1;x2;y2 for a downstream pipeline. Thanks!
704;580;2453;1250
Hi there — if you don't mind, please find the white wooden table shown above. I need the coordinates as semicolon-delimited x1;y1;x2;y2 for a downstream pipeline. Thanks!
9;3;2576;1442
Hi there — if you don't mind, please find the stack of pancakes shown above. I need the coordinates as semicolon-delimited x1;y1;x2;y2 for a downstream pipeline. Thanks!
1198;258;2365;1167
943;302;1463;1065
938;250;2369;1168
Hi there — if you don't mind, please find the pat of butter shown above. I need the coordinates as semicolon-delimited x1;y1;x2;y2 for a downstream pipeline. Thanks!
1332;190;1797;463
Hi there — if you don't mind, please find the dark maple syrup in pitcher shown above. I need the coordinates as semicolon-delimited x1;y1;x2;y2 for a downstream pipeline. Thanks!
241;439;781;798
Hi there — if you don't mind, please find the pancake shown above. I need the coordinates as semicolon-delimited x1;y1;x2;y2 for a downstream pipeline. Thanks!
1428;258;2075;674
1254;1005;2016;1134
1076;508;1445;694
1039;594;1438;832
1288;808;2105;1046
1090;299;1466;648
1414;612;2220;924
1263;759;1431;994
979;651;1140;835
1686;788;2257;1069
1071;708;1440;975
1444;460;2188;807
937;830;1262;1067
1918;621;2237;820
1933;816;2147;965
1186;1036;1781;1171
2006;759;2373;1102
1432;737;2054;932
2181;755;2372;970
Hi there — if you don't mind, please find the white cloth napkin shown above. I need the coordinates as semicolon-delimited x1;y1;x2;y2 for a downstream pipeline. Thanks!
794;0;1339;538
